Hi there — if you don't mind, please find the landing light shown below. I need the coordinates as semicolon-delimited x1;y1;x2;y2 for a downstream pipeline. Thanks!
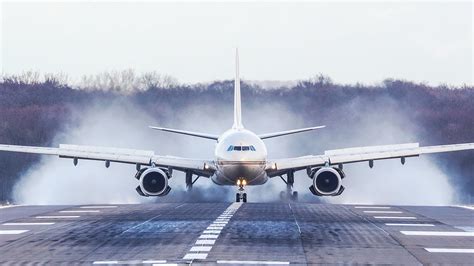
242;179;247;186
236;180;241;186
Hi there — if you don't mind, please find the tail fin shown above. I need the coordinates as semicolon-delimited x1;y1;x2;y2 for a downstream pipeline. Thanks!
233;48;244;129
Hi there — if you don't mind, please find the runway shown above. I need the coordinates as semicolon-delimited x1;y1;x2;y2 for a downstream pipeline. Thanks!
0;203;473;265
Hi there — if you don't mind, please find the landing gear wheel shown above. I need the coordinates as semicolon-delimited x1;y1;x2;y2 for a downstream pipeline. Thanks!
291;191;298;201
242;193;247;203
236;193;241;202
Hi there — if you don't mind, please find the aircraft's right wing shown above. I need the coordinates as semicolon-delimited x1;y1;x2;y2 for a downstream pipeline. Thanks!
0;144;215;176
266;142;474;177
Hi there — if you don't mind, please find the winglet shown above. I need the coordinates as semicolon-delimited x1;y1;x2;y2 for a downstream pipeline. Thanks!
233;48;244;129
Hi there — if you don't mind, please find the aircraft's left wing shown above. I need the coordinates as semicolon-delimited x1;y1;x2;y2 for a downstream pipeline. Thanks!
0;144;214;176
266;142;474;177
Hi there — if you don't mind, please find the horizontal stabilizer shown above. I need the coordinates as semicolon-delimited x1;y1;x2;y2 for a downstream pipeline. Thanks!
149;126;219;140
258;126;326;139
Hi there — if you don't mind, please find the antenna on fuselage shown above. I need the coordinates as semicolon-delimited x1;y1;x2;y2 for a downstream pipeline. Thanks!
233;48;244;129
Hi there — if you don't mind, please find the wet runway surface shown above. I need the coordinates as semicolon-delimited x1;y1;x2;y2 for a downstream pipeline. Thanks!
1;203;473;265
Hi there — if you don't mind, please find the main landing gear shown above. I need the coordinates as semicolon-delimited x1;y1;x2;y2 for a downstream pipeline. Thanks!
235;179;247;203
279;171;298;202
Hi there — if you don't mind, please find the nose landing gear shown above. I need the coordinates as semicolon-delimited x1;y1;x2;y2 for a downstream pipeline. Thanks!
235;179;247;203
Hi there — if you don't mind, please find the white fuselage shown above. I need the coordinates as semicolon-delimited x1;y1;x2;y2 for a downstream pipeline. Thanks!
212;128;268;186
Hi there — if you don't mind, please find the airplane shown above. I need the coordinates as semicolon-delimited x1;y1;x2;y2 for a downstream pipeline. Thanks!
1;50;473;203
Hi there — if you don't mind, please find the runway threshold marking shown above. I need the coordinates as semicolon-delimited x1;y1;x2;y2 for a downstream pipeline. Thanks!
354;206;391;209
0;230;29;234
183;202;242;261
401;231;474;236
216;260;290;265
60;210;100;213
424;248;474;253
93;260;167;264
374;216;416;219
363;211;403;214
35;216;80;219
2;222;55;226
80;206;117;209
385;223;434;227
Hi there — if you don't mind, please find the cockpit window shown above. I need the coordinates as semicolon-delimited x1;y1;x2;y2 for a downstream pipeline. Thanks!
227;145;256;151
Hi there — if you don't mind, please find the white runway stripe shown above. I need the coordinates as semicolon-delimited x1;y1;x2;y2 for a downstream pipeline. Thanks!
94;260;167;264
363;211;403;214
217;260;290;265
203;230;221;234
80;206;117;209
195;239;216;245
199;234;218;239
354;206;391;209
401;231;474;236
3;222;55;226
190;246;212;252
425;248;474;253
60;210;100;213
183;253;207;260
0;230;29;235
385;223;434;227
374;216;416;219
35;216;80;219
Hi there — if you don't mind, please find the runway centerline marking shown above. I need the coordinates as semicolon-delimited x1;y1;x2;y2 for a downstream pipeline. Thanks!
195;239;215;245
191;246;212;252
401;231;474;236
425;248;474;253
0;230;29;234
374;216;416;219
183;202;242;261
385;223;434;227
217;260;290;265
3;222;55;226
363;211;403;214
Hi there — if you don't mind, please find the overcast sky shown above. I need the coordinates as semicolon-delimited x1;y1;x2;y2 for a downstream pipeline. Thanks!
1;1;472;86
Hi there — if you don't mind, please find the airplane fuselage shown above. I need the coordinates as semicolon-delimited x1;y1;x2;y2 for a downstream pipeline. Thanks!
212;128;268;186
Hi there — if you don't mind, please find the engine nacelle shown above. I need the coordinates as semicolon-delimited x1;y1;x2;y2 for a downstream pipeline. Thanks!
135;167;171;197
309;167;344;196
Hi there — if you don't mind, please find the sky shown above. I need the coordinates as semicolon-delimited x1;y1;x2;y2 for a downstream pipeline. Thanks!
1;1;472;86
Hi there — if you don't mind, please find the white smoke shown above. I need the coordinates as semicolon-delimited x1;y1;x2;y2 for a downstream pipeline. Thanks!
13;93;455;205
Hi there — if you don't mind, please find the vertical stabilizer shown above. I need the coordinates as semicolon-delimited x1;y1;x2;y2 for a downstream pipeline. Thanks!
233;48;244;129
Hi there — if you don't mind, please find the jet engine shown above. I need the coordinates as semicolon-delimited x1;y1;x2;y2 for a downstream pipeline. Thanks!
135;167;171;197
309;167;345;196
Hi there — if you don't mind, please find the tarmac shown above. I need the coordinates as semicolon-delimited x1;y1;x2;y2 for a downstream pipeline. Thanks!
0;203;473;265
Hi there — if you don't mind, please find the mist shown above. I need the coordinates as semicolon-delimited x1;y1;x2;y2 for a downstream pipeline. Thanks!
13;91;456;205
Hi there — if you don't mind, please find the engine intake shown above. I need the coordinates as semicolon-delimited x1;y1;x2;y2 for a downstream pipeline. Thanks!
135;167;171;196
309;167;344;196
